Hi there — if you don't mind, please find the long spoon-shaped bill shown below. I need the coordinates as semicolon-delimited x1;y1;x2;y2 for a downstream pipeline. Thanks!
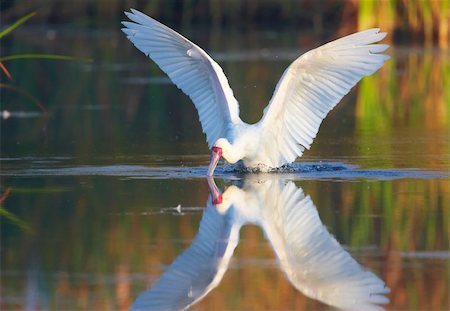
207;147;222;176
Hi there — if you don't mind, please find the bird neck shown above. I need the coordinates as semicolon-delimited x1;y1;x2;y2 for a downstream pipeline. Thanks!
223;141;245;164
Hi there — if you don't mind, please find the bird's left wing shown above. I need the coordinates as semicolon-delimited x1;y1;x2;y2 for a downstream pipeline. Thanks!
257;29;389;167
122;9;241;147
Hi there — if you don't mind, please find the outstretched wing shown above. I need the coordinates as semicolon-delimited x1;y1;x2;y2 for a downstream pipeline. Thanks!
122;9;241;147
130;201;240;311
262;182;389;311
258;29;389;167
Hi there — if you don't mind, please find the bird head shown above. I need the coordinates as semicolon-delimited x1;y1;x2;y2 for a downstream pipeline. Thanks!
207;138;235;175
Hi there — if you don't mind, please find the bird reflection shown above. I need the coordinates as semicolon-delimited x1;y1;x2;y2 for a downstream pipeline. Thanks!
131;177;389;311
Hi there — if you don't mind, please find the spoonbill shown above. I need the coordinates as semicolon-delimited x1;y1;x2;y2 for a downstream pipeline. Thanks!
130;177;389;311
122;9;390;175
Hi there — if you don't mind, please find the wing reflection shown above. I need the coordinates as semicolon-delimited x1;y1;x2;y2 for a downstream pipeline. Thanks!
131;177;389;311
131;196;241;310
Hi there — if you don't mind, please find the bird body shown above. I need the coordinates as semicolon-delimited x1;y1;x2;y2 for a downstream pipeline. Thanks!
122;9;390;175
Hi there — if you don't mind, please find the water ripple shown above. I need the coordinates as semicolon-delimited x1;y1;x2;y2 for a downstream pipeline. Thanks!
1;162;447;181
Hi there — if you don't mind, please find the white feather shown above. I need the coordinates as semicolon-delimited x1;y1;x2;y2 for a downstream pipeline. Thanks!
123;9;389;171
130;202;241;311
261;181;390;311
258;28;389;167
122;9;242;147
130;178;390;310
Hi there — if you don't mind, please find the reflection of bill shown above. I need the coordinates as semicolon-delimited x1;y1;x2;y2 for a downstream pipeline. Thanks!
131;177;390;311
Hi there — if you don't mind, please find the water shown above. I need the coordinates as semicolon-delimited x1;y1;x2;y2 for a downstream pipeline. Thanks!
1;18;449;311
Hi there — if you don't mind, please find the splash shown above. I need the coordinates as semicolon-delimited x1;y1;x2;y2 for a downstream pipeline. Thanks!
221;162;350;174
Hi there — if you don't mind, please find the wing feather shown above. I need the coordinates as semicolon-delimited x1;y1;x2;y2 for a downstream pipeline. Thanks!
259;29;389;166
131;203;240;311
122;9;241;147
262;182;390;311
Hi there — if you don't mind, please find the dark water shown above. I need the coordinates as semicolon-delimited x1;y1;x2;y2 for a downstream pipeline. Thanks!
1;19;449;311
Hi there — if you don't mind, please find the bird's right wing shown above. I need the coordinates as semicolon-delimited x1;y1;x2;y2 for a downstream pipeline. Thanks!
122;9;241;147
262;182;390;311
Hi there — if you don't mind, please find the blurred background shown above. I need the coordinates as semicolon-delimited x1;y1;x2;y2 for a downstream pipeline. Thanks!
1;1;449;310
1;0;448;160
1;0;449;44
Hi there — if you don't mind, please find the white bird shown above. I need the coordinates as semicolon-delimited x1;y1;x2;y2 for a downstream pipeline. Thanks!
122;9;390;175
130;177;390;311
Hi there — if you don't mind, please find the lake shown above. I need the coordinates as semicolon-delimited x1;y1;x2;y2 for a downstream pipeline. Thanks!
1;18;449;311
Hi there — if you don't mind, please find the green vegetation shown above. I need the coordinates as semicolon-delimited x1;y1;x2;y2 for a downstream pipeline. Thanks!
0;11;35;38
0;11;91;114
